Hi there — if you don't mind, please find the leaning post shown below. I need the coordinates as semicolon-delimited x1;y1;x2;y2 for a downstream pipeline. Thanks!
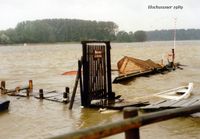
123;107;140;139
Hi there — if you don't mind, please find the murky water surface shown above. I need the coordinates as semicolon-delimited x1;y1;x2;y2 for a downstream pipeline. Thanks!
0;41;200;139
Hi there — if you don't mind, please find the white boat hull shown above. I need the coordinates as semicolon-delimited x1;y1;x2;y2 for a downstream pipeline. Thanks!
153;83;193;100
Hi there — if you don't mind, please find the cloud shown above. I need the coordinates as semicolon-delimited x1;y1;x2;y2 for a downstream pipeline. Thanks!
0;0;199;31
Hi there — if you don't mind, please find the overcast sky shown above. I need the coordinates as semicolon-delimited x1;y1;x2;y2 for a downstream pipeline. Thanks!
0;0;199;32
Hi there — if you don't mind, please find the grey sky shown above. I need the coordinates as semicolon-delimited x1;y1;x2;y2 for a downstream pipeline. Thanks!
0;0;199;32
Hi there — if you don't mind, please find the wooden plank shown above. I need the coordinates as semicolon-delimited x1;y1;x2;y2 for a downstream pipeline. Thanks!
79;57;84;106
141;96;200;112
45;95;64;103
181;97;200;107
142;100;167;109
69;60;81;109
190;99;200;106
172;99;192;107
90;101;149;110
113;70;153;83
34;90;70;103
155;100;178;107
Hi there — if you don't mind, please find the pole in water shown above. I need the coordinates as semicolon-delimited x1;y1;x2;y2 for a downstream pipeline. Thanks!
172;48;175;63
27;80;33;97
39;89;44;99
69;60;81;109
63;87;70;103
172;48;176;70
0;81;6;94
173;17;177;50
29;80;33;93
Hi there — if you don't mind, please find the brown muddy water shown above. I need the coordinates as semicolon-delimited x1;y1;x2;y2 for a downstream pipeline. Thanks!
0;41;200;139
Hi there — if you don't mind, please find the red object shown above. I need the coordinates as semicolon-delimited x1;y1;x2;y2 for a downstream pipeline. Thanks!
62;71;78;75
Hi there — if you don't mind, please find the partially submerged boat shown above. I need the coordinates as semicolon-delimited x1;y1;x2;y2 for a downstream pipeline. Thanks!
153;83;193;100
0;99;10;112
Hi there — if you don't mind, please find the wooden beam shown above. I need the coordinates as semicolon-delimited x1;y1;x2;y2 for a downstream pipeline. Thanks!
51;104;200;139
69;60;82;109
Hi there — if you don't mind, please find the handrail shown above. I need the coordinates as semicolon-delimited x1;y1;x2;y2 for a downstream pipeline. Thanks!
0;80;33;96
50;104;200;139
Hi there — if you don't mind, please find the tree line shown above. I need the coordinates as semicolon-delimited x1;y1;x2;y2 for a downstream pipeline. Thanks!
1;18;199;44
0;19;146;44
146;29;200;41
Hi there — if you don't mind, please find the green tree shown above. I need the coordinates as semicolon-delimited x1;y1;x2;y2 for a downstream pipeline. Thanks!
116;31;130;42
8;19;118;43
133;31;146;42
0;33;10;44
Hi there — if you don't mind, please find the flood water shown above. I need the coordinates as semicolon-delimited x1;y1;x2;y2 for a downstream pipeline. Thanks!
0;41;200;139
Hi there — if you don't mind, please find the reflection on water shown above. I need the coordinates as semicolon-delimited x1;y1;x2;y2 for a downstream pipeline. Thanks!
0;41;200;138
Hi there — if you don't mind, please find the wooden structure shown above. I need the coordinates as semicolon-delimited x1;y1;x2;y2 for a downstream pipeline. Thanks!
89;101;149;110
0;80;33;97
141;96;200;113
117;56;163;75
113;49;180;83
80;41;113;107
113;56;164;83
51;105;200;139
34;87;70;103
69;60;82;109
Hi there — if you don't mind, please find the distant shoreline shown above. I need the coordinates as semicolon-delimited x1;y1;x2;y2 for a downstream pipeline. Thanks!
1;40;200;47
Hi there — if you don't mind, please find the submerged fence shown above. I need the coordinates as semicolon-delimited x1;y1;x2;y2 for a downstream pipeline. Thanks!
0;80;33;96
51;104;200;139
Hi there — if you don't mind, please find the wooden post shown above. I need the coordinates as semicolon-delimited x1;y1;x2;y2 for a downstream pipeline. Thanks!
81;41;88;107
172;49;175;69
39;89;44;99
1;81;6;94
26;90;30;97
123;107;140;139
25;80;32;97
106;42;113;100
15;86;20;93
29;80;33;93
69;60;81;109
172;49;175;63
63;87;69;103
79;57;84;106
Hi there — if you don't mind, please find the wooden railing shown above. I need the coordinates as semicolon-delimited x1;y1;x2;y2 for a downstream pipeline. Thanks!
50;104;200;139
0;80;33;96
